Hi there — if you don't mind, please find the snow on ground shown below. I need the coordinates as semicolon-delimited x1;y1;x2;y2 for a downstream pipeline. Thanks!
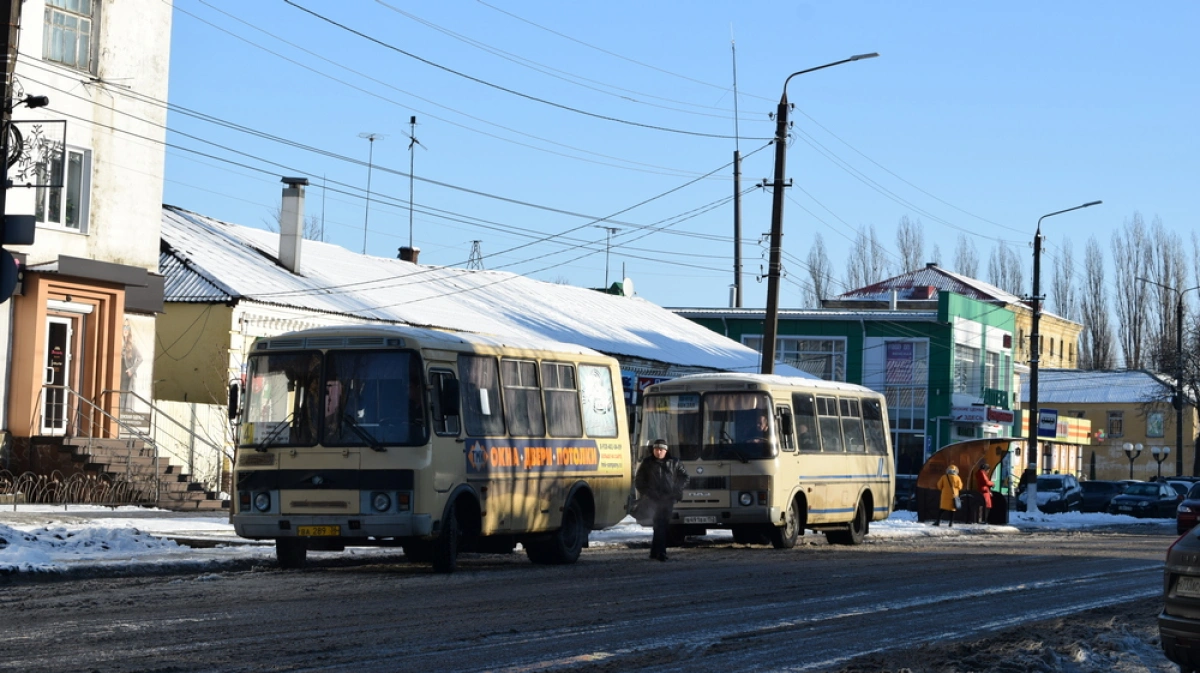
0;504;1176;576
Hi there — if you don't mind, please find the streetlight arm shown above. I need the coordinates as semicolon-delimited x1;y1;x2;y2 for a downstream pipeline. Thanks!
1036;200;1102;233
782;53;879;93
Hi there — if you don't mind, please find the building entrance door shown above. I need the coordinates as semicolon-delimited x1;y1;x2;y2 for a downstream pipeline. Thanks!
41;316;74;435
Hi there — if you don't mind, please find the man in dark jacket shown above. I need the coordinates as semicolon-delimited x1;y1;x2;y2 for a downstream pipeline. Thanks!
635;438;689;561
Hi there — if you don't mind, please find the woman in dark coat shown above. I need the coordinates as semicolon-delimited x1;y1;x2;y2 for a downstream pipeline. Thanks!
635;439;689;561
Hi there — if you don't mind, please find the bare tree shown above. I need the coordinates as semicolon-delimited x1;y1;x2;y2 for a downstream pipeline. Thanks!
929;243;942;268
954;235;979;278
263;205;324;241
803;233;834;307
895;216;924;272
1112;213;1152;368
1079;236;1116;369
1145;216;1188;372
845;224;893;289
1049;237;1077;320
986;239;1024;296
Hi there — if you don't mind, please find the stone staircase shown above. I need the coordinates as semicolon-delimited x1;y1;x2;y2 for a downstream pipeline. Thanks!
59;437;228;511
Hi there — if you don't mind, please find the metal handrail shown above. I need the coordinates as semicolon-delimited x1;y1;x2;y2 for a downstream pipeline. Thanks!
101;388;225;455
41;383;160;502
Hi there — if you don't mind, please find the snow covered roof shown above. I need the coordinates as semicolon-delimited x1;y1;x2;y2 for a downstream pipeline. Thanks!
160;205;802;376
671;307;940;322
1021;369;1173;404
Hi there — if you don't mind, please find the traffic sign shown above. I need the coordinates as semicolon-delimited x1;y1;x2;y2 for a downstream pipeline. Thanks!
1037;409;1059;438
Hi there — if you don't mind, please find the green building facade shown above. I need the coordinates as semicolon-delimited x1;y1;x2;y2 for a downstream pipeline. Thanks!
673;291;1017;475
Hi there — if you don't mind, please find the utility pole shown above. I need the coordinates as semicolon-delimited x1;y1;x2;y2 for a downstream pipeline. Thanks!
596;226;618;288
406;115;425;249
358;132;386;254
731;38;743;308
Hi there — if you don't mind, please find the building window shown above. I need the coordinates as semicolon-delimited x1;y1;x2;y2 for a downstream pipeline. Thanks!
954;344;981;395
44;0;98;72
742;336;846;381
1107;411;1124;439
35;146;90;232
1147;412;1165;438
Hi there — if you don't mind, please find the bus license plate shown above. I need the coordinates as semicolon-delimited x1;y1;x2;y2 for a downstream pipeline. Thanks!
296;525;340;537
683;516;716;524
1179;576;1200;598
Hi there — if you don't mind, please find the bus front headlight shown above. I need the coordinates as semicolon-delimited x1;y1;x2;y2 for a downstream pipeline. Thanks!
371;492;392;512
739;492;754;506
253;492;271;512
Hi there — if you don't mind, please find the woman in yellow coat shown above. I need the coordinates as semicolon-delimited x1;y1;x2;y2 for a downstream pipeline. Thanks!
934;465;963;527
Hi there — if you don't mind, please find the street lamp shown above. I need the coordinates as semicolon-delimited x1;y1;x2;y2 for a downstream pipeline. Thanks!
1024;200;1101;512
1136;277;1200;477
1152;445;1171;480
760;52;879;375
1124;442;1143;480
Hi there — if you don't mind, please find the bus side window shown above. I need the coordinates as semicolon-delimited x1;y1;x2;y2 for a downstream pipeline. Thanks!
792;392;817;451
430;369;461;437
863;398;888;454
817;396;843;453
777;406;796;452
542;362;582;437
841;397;866;453
458;354;505;436
501;358;546;437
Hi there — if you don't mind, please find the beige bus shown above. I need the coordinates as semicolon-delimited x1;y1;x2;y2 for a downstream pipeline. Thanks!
638;373;894;547
231;324;632;573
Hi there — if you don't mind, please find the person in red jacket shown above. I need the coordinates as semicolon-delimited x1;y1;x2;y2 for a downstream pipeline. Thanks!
975;459;994;524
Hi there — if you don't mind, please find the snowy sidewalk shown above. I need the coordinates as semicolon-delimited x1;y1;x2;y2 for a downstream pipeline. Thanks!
0;504;1174;579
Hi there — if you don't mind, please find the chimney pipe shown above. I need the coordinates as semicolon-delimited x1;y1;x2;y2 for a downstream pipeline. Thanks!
398;246;421;264
280;177;308;273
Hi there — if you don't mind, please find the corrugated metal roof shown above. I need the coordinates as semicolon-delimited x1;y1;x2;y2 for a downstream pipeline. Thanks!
836;264;1021;304
1020;369;1173;404
159;205;803;376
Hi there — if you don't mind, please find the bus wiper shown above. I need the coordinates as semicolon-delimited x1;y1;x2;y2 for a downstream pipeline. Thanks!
342;413;386;452
253;413;294;453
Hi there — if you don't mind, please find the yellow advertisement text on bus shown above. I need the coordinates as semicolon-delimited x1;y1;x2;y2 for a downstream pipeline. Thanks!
466;439;604;474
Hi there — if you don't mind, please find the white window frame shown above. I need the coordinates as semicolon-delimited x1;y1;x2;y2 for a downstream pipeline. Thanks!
954;344;981;396
43;0;99;73
35;145;91;233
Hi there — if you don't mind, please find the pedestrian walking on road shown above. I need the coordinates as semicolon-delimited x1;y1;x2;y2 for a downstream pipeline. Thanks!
635;439;689;561
975;459;994;524
934;465;963;527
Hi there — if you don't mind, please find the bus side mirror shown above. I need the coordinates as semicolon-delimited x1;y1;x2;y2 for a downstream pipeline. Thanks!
228;382;240;420
439;378;460;416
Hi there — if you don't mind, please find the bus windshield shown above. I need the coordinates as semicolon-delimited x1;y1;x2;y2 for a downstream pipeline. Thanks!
641;392;775;461
240;349;427;448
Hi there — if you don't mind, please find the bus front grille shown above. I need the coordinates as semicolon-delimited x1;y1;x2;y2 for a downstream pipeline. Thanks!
688;476;727;489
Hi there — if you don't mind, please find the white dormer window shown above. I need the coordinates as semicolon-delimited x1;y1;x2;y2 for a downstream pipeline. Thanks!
44;0;98;73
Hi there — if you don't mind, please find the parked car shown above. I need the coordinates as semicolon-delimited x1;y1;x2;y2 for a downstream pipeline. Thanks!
1015;474;1083;513
1079;480;1125;513
1107;481;1182;518
1178;483;1200;534
893;475;917;512
1159;527;1200;668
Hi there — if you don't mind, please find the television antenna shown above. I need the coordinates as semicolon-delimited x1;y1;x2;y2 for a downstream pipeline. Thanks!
403;116;426;249
358;131;387;254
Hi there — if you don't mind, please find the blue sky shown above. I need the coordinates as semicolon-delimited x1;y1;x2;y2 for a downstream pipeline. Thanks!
163;1;1197;311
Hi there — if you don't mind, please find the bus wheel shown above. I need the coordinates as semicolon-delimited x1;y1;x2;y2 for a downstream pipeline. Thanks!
770;498;801;549
432;502;461;573
825;499;868;546
528;499;586;565
277;538;307;569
